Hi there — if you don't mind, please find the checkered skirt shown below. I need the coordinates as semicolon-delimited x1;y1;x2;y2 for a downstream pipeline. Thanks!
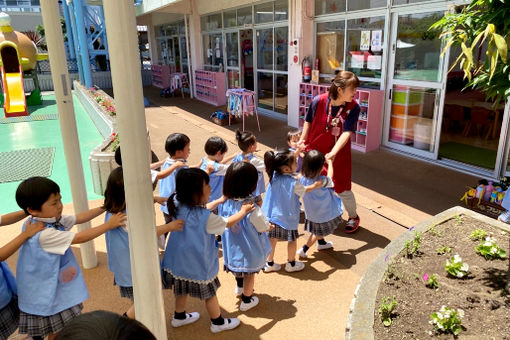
223;266;260;277
304;215;343;237
120;286;134;301
268;224;299;241
162;271;220;300
18;303;83;337
0;296;19;340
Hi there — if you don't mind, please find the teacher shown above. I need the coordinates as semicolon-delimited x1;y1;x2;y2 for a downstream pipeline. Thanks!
298;70;361;233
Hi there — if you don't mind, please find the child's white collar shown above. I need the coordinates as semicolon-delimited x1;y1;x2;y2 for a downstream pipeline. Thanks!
32;216;60;223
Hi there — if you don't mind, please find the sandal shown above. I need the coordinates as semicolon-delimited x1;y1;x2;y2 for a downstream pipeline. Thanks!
345;216;360;233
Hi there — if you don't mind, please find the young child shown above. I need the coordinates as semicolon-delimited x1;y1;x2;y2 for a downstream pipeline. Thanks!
15;176;126;340
287;129;303;172
0;212;44;340
161;168;254;333
232;130;265;205
262;149;322;273
160;133;191;224
297;151;343;258
219;162;271;312
102;167;184;319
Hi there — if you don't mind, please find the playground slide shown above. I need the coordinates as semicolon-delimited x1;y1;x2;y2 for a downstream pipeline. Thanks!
3;70;26;116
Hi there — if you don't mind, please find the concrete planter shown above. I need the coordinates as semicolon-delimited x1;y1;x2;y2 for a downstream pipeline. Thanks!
345;206;510;340
74;80;117;196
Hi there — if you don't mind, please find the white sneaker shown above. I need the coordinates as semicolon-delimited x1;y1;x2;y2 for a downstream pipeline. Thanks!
171;312;200;327
210;317;241;333
240;295;259;311
263;262;281;273
296;247;308;258
235;286;243;296
317;241;333;250
285;261;305;272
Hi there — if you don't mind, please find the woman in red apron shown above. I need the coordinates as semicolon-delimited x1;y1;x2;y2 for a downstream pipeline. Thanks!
298;70;361;233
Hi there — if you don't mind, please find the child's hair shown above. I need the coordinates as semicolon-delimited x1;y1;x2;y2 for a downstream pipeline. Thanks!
55;310;156;340
235;130;256;152
16;177;60;214
223;162;258;198
114;147;122;166
329;70;360;100
264;149;295;182
204;136;227;156
165;133;190;156
301;150;326;179
167;168;209;218
287;129;301;143
103;167;126;213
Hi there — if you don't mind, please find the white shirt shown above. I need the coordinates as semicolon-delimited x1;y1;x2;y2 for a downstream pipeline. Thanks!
249;156;265;172
206;214;228;235
203;159;229;176
34;215;76;255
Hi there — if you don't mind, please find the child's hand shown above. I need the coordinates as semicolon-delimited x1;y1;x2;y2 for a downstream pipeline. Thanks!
24;219;45;237
240;202;255;214
205;164;215;174
108;212;127;228
326;157;334;165
218;195;227;203
168;219;184;232
154;196;168;206
268;223;276;231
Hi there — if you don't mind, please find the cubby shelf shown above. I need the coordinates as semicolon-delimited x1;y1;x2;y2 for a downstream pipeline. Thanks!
151;64;170;89
194;70;226;106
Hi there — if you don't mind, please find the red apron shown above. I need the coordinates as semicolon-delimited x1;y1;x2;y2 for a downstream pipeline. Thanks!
305;93;357;194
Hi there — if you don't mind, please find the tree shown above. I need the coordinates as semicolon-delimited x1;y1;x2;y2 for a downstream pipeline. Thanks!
431;0;509;106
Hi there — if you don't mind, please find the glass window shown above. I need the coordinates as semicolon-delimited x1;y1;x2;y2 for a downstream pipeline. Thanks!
180;36;188;63
226;32;239;67
224;10;237;28
275;26;288;71
347;0;386;11
393;0;434;5
394;12;443;82
257;28;273;70
275;74;288;114
274;0;289;21
201;14;222;31
255;2;273;24
258;72;274;110
203;33;223;67
227;69;240;88
315;0;346;16
346;16;385;79
237;6;252;26
316;21;345;74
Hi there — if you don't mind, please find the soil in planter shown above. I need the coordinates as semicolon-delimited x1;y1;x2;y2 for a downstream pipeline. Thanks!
374;215;510;339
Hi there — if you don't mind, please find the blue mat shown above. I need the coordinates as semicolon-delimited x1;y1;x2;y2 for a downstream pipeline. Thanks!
0;147;55;183
0;113;59;124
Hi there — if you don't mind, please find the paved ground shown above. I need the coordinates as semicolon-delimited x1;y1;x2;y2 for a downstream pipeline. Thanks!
1;88;478;339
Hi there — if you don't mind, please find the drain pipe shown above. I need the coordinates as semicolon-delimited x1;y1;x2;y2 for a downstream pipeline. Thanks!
102;1;167;338
39;0;97;269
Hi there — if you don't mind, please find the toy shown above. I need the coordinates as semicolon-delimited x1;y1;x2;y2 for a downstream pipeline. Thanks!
483;181;494;201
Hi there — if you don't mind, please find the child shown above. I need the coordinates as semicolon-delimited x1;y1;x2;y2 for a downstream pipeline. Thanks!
232;130;265;205
297;150;343;258
162;168;254;333
287;129;303;172
15;176;126;340
160;133;191;224
219;162;271;312
0;213;44;340
262;149;322;273
102;167;184;319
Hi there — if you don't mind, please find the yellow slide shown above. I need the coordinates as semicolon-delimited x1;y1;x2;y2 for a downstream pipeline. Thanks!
4;71;26;116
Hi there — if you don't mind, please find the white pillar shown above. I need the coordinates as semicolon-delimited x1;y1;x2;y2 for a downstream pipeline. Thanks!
189;0;203;97
101;1;167;339
40;0;97;269
184;14;193;99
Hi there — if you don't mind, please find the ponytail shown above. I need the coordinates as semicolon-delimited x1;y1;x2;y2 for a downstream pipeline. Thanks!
264;149;295;182
167;193;178;219
264;150;276;182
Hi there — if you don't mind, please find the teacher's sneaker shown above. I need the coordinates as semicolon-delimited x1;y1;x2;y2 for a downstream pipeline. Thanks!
171;312;200;327
263;262;281;273
317;241;333;250
210;318;241;333
285;261;305;272
240;295;259;311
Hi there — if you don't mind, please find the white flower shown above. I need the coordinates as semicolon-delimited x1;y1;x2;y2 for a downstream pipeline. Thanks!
440;305;446;312
457;272;464;278
444;310;451;318
461;263;469;272
437;323;444;330
457;309;464;318
453;254;462;263
437;312;443;319
484;240;493;247
490;247;497;254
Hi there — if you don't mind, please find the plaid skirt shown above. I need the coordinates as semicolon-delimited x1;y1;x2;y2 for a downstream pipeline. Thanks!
0;296;19;340
304;215;343;237
268;224;299;241
223;266;259;277
18;303;83;337
114;278;134;301
162;271;220;300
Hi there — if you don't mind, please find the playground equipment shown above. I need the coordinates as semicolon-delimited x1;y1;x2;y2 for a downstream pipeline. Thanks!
0;12;47;117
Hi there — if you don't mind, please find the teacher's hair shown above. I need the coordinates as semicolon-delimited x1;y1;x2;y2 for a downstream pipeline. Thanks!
329;70;360;100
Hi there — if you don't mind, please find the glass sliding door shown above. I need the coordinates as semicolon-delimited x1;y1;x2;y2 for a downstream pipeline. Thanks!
240;29;254;90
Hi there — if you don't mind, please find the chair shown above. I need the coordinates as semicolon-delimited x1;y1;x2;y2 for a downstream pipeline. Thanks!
463;106;493;139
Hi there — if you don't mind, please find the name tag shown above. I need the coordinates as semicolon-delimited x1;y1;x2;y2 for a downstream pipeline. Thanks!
331;126;341;137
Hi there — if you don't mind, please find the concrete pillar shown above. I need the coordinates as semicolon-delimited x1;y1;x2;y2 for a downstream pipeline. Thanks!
40;0;97;269
101;1;167;338
73;0;93;88
66;0;84;83
61;0;75;60
184;14;193;98
188;0;203;96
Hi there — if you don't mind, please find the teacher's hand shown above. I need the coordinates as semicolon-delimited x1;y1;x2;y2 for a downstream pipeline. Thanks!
325;152;336;161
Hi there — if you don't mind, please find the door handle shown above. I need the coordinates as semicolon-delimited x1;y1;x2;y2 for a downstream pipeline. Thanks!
389;89;392;100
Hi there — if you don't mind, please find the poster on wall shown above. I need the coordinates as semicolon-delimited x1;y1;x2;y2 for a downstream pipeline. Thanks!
360;31;370;51
351;54;364;69
371;30;382;52
367;55;382;70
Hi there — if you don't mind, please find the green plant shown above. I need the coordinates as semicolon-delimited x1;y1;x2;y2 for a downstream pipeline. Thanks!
384;263;403;283
454;214;464;226
436;246;452;255
445;254;469;278
430;306;464;335
429;224;442;236
423;273;440;289
379;296;397;327
470;229;487;241
404;231;422;257
475;237;507;259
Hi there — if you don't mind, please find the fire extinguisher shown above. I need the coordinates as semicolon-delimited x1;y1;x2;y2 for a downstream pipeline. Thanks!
302;56;311;83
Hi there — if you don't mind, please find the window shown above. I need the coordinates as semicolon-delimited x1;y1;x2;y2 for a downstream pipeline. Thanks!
393;0;434;5
201;14;222;31
315;0;346;16
275;26;288;71
257;28;273;70
225;32;239;67
224;10;237;28
348;0;386;11
316;21;345;74
255;2;273;24
237;6;252;26
203;33;223;69
274;0;289;21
